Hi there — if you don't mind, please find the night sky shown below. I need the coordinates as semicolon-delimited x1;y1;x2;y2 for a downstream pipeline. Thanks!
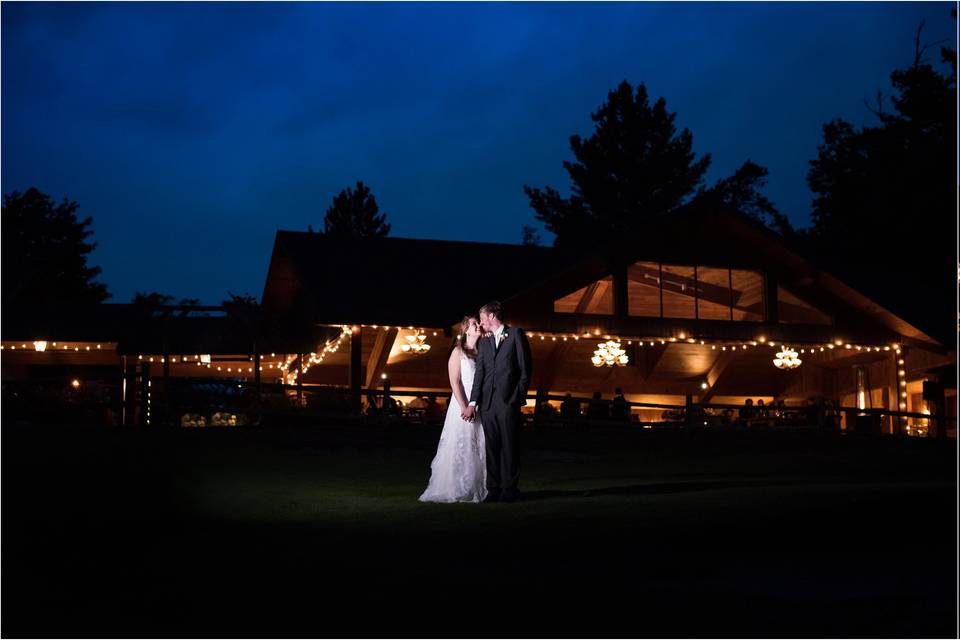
2;2;954;304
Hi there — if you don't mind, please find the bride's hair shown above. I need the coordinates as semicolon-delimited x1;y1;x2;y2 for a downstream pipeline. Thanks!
452;315;479;358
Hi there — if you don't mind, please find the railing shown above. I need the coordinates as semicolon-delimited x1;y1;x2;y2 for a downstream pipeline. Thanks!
6;375;952;438
237;383;954;437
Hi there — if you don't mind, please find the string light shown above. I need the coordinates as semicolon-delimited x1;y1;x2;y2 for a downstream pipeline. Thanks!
1;329;901;360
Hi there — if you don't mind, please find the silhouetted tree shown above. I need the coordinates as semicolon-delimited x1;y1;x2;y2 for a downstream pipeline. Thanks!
221;292;259;318
132;292;174;306
177;298;201;317
222;292;263;363
524;81;710;249
805;12;956;342
2;187;110;316
521;225;542;246
696;160;796;237
524;80;783;248
132;292;175;318
323;181;391;237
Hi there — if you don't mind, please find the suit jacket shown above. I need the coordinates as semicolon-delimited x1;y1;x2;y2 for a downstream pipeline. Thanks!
469;324;532;412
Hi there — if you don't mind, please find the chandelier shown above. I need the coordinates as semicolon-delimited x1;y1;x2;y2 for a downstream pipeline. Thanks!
592;340;628;367
401;332;431;354
773;347;802;370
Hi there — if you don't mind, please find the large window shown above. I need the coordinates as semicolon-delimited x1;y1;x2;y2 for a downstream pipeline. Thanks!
626;262;662;317
660;264;697;319
730;269;764;321
553;276;614;315
778;286;832;325
627;262;765;321
697;267;733;321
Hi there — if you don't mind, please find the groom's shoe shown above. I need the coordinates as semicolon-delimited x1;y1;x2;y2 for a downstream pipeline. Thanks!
483;490;501;503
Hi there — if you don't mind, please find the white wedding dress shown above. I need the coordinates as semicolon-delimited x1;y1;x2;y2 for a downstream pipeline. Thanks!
418;352;487;503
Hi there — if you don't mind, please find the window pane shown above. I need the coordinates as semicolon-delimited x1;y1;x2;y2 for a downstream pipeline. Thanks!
627;261;662;317
660;264;696;319
697;267;732;321
778;286;832;325
730;269;764;321
553;276;614;315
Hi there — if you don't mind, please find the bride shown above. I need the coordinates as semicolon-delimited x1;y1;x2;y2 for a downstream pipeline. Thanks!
418;315;488;503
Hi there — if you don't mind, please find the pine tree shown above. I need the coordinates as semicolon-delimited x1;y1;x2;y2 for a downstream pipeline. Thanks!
524;80;711;249
322;181;391;237
2;187;110;315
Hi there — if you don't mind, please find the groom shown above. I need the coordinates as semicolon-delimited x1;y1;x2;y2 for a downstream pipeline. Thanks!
462;301;532;503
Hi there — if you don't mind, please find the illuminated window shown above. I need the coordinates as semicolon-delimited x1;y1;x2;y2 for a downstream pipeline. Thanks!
697;267;733;321
731;269;764;321
554;276;614;315
660;264;697;319
778;286;832;325
627;262;662;317
625;261;766;321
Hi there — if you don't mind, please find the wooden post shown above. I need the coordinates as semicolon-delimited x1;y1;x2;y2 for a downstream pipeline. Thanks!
123;356;136;426
613;262;628;319
296;352;303;408
254;345;261;396
897;346;908;435
764;274;779;323
382;377;391;425
693;265;699;320
658;263;664;318
933;381;947;440
880;386;891;434
140;362;151;426
684;393;694;428
162;346;170;427
350;326;362;414
728;269;734;321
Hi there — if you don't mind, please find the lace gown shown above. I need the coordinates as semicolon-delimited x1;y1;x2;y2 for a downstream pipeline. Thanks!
418;352;487;503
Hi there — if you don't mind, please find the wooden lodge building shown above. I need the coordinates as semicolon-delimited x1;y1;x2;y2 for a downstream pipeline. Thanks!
2;206;956;435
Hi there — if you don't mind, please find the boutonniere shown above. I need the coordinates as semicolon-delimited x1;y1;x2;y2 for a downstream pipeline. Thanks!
501;331;509;340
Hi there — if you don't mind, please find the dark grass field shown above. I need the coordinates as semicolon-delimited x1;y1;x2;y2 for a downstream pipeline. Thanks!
2;422;956;638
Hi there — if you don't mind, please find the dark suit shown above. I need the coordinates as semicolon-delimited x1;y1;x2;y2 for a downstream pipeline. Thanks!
470;324;532;496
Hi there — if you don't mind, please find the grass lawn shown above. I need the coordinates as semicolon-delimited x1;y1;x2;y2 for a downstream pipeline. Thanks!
2;423;956;638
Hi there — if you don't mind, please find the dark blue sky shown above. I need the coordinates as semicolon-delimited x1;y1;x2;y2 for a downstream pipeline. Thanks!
3;2;954;304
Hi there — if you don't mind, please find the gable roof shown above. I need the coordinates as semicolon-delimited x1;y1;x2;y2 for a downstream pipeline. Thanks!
260;208;949;351
261;231;582;328
680;206;949;349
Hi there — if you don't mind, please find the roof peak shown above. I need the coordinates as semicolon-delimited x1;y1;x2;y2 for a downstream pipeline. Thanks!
275;230;558;251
